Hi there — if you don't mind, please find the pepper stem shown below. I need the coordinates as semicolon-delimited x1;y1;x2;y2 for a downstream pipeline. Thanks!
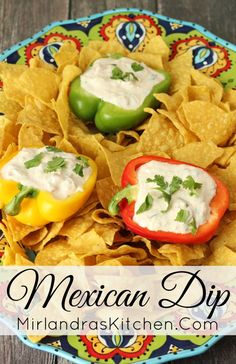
108;184;137;216
4;185;39;216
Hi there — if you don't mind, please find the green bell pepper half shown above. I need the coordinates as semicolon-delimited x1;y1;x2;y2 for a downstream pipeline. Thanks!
69;69;171;134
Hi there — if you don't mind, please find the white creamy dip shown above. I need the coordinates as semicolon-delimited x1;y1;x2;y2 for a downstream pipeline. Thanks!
0;147;92;200
133;161;216;234
80;57;164;110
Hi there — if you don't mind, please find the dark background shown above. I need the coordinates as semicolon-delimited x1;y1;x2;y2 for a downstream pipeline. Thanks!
0;0;236;363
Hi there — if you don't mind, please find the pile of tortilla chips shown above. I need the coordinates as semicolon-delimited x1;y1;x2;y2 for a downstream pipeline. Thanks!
0;36;236;267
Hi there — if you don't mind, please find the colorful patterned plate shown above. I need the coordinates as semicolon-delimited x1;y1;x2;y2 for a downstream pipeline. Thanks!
1;7;235;363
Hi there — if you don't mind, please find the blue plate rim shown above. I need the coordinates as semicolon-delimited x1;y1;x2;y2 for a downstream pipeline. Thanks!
0;314;224;364
0;6;233;363
0;7;236;62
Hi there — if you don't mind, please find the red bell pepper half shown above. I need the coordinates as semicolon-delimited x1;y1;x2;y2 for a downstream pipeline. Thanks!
108;156;230;244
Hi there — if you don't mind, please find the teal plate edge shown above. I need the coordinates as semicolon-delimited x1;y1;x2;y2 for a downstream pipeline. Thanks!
0;6;234;364
1;7;236;62
17;334;222;364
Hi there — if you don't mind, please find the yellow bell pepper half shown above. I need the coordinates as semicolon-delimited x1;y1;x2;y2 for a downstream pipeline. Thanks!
0;151;97;226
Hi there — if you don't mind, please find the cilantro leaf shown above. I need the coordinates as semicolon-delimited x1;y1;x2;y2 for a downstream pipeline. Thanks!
175;209;189;223
111;66;124;80
111;66;138;81
131;62;144;72
159;191;172;212
147;175;168;189
123;72;138;81
73;156;89;177
44;157;66;173
46;146;62;153
147;175;170;211
175;209;197;235
77;156;89;167
24;153;43;169
183;176;202;196
169;176;183;195
136;193;153;214
189;218;197;234
73;163;84;177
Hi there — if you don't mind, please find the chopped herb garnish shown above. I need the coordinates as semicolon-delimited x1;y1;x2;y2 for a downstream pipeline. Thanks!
73;163;84;177
147;175;168;189
77;156;89;167
183;175;202;196
44;156;66;173
46;146;62;153
73;156;89;177
175;209;189;223
111;66;138;81
123;72;138;81
24;153;43;169
111;66;124;80
4;185;39;216
160;191;172;211
147;175;182;212
131;62;144;72
175;209;197;235
136;193;153;214
189;218;197;234
169;176;183;195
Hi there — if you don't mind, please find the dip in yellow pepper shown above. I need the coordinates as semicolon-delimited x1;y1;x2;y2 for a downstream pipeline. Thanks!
0;146;97;226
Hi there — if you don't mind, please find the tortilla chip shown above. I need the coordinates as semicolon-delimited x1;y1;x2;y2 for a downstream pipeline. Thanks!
187;85;211;102
17;96;61;135
182;101;236;145
145;36;170;60
52;65;81;137
0;116;19;154
60;214;94;240
128;52;164;70
168;51;193;93
19;68;60;103
103;143;141;186
158;244;208;265
4;215;40;242
205;246;236;265
137;109;184;155
215;146;236;167
0;91;22;120
54;42;79;72
15;253;34;266
191;69;223;104
22;227;48;247
155;89;188;111
116;130;140;146
173;142;223;168
158;109;198;144
209;154;236;210
2;246;15;265
78;46;101;71
18;123;44;148
223;89;236;111
34;221;64;251
210;219;236;251
92;209;124;228
94;222;119;246
0;63;27;105
35;239;69;265
96;177;120;210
